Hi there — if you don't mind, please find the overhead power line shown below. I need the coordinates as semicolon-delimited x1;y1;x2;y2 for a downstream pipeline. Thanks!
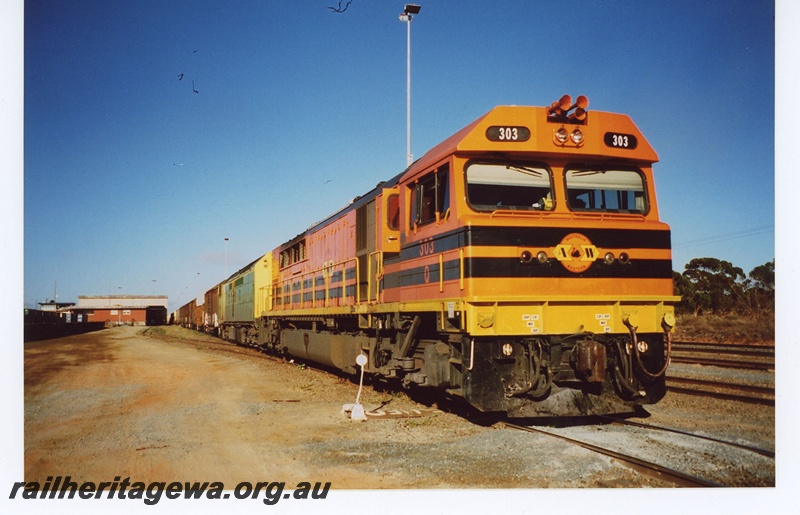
673;224;774;250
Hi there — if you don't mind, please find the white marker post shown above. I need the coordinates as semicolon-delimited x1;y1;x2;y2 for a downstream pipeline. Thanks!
346;354;369;421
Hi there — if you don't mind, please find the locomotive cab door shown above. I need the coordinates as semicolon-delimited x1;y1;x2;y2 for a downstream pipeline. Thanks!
379;186;401;254
366;187;401;303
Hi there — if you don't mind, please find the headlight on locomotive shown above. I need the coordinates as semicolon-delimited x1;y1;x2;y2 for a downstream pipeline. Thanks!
494;341;517;361
536;251;549;264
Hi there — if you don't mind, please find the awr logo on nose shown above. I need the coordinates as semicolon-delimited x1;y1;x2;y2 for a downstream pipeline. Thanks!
553;233;598;273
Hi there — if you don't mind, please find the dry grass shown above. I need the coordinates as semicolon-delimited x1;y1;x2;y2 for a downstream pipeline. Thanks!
674;313;774;344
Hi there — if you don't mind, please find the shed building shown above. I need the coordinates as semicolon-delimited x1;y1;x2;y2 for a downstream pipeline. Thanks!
60;295;169;326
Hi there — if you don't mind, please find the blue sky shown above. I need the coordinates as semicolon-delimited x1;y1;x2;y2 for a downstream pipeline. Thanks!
19;0;777;311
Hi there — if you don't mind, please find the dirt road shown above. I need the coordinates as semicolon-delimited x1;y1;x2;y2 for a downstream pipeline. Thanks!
25;325;659;490
23;325;775;493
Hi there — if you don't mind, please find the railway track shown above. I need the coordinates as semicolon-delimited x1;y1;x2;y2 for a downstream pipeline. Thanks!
597;415;775;458
666;376;775;406
672;341;775;356
666;341;775;405
501;422;721;487
502;416;775;487
670;341;774;370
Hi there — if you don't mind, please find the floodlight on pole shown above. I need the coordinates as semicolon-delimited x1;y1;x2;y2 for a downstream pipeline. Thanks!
399;4;421;168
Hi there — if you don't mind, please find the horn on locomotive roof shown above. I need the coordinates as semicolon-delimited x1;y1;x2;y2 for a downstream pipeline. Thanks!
568;108;587;122
569;95;589;111
547;94;589;119
547;94;573;116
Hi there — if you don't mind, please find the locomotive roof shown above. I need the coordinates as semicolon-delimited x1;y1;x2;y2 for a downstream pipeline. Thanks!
404;104;658;181
218;253;267;286
279;170;405;250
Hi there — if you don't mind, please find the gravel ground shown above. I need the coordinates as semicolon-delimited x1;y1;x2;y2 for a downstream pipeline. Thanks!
19;325;786;512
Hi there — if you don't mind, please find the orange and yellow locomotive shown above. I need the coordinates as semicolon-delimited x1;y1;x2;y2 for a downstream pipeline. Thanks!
188;96;678;417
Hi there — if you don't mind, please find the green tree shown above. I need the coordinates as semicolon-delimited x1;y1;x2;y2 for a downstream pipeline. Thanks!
672;270;698;315
674;258;775;317
681;258;745;314
745;260;775;314
749;260;775;291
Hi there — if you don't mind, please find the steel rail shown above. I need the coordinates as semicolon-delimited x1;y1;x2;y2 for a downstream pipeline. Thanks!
598;415;775;458
501;422;723;487
667;376;774;396
669;356;774;370
671;345;775;358
672;341;774;352
666;378;775;406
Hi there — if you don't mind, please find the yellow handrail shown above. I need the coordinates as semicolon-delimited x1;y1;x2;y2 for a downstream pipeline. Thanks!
439;253;444;293
459;248;464;290
368;250;384;302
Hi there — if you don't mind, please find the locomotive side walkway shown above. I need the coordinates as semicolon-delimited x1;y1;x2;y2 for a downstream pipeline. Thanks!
23;325;773;490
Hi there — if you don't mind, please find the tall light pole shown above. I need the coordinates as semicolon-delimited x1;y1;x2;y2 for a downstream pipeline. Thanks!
400;4;421;168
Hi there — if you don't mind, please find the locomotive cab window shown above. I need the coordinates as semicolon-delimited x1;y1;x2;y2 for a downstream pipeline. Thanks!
387;193;400;231
466;162;553;211
410;165;450;227
565;168;647;214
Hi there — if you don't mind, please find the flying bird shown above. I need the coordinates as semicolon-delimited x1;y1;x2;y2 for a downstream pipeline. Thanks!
178;73;184;81
328;1;352;13
192;81;199;94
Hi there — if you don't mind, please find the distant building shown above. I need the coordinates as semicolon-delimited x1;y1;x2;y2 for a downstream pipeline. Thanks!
37;300;75;312
59;295;169;326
